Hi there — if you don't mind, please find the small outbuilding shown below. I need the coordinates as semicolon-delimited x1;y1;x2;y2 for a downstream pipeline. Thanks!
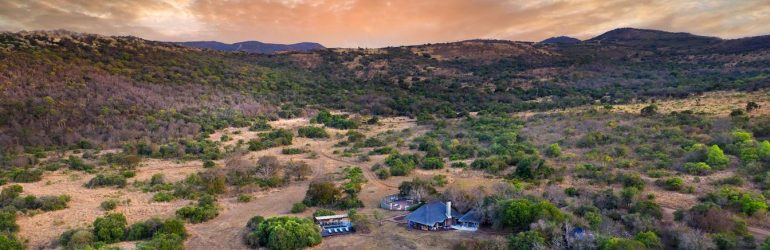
406;201;460;231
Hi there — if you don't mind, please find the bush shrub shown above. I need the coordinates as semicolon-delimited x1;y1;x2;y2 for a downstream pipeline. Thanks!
635;231;663;249
313;111;358;129
85;174;127;188
249;119;272;131
243;216;322;250
238;194;253;202
38;195;71;211
66;156;94;171
59;229;94;250
421;157;444;170
564;187;579;197
508;231;545;250
153;192;174;202
8;168;43;183
101;199;119;211
248;129;293;151
498;199;565;229
312;209;336;217
176;196;218;223
126;218;186;242
303;181;341;207
600;237;647;250
656;177;684;191
360;138;385;148
385;153;419;176
290;203;307;213
375;168;390;180
545;143;561;158
346;131;365;142
281;148;307;155
706;145;729;169
0;234;24;250
336;196;364;209
297;126;329;138
93;213;127;243
0;211;18;233
683;162;712;175
432;175;448;187
512;157;553;180
136;233;184;250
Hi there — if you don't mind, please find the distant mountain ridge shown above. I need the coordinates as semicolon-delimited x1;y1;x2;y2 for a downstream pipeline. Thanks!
587;28;722;47
177;40;325;54
540;36;581;44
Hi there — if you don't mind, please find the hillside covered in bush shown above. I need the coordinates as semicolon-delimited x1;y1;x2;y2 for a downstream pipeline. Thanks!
1;28;769;152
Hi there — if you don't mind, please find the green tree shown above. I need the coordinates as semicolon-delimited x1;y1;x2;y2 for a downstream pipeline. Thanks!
738;193;768;215
759;140;770;161
297;126;329;138
683;162;711;175
545;143;561;157
0;211;18;233
93;213;127;243
733;131;753;143
584;211;602;230
244;216;322;250
136;233;184;250
303;181;341;206
635;231;662;249
600;237;646;250
706;145;729;169
500;199;535;229
290;203;307;213
421;157;444;169
0;234;24;250
509;231;545;250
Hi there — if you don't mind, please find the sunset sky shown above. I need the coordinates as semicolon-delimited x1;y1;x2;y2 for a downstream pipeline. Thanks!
1;0;769;47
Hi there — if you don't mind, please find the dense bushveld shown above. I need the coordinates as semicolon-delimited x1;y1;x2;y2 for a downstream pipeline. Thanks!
2;28;770;153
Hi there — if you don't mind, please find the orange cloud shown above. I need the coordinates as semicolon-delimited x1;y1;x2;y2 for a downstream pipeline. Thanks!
1;0;769;47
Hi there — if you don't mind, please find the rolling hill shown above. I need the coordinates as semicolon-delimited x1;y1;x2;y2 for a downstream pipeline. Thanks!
0;28;769;149
539;36;581;44
176;40;325;53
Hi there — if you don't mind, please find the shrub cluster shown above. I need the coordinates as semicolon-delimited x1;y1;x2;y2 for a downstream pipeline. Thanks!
85;174;127;188
0;185;70;212
243;216;322;250
176;195;219;223
248;129;293;151
384;153;420;176
312;111;358;129
297;126;329;138
59;213;186;249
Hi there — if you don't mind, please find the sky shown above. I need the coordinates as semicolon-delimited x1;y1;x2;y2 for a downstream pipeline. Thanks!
1;0;769;47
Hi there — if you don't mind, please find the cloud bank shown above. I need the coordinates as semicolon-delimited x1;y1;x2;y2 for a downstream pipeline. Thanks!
1;0;769;47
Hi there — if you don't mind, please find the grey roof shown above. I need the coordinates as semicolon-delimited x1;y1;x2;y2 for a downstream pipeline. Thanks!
458;208;481;224
406;201;460;226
